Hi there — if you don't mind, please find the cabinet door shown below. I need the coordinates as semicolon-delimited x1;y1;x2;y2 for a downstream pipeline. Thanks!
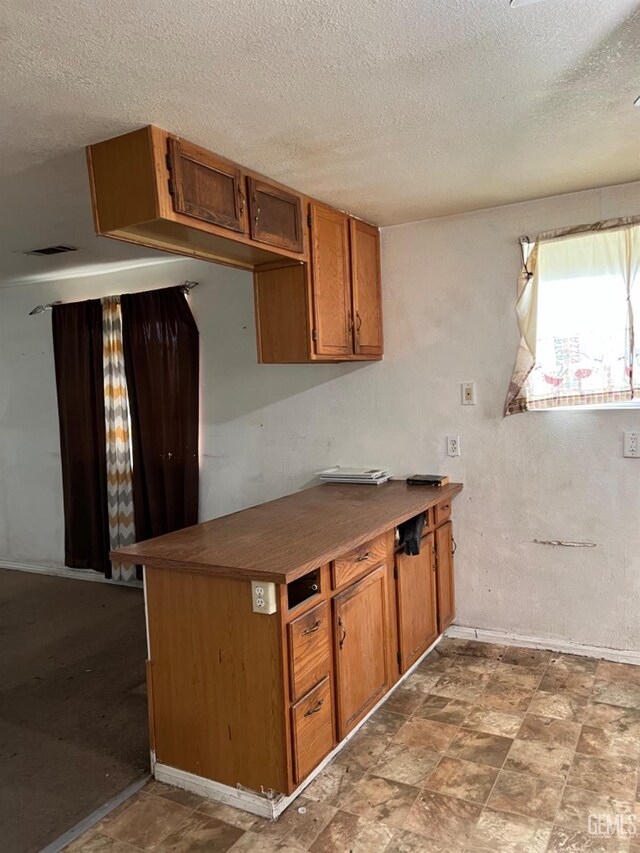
167;138;247;233
309;203;353;357
333;565;388;738
396;533;439;672
435;522;455;632
247;177;304;253
350;219;383;357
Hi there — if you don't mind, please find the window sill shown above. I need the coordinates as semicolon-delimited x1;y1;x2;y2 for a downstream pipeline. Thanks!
530;402;640;412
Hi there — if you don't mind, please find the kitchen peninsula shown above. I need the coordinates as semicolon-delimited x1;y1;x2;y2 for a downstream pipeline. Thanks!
114;480;462;818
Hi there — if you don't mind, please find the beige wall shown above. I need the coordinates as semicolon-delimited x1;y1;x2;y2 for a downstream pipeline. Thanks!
1;179;639;651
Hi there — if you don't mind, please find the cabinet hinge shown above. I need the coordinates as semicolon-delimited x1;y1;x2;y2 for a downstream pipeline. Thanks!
312;328;318;342
165;150;176;196
393;566;398;580
307;213;312;228
397;651;402;667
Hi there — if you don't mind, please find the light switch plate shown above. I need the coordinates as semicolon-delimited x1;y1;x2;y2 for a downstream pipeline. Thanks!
251;580;277;614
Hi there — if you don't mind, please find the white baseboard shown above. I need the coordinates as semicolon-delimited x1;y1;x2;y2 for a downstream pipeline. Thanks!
446;624;640;666
154;633;444;819
0;559;142;588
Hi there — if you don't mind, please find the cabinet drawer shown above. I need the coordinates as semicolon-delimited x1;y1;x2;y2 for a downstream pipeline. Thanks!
434;500;452;526
332;534;386;589
288;601;331;702
291;677;335;783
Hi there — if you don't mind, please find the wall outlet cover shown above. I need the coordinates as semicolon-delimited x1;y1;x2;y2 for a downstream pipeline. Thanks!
447;436;461;457
461;382;476;405
251;580;277;614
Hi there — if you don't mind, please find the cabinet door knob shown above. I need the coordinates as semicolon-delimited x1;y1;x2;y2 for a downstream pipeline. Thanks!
338;616;347;649
355;551;371;563
301;620;321;637
304;698;325;717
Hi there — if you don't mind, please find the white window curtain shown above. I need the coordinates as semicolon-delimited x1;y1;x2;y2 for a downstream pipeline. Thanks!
505;217;640;414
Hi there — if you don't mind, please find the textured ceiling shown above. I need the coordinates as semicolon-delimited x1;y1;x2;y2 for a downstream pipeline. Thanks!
1;0;639;283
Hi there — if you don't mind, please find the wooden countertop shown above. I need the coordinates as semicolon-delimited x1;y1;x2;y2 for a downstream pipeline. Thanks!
112;480;463;583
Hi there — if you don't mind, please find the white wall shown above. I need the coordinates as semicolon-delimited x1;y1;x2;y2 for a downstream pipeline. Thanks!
1;180;640;652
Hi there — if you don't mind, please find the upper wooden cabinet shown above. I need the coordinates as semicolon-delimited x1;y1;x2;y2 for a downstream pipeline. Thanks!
87;125;383;363
255;203;384;363
309;203;352;357
350;218;383;357
247;178;304;254
167;138;248;233
87;125;307;271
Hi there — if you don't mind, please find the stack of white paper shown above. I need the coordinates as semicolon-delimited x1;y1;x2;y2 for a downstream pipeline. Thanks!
318;466;392;485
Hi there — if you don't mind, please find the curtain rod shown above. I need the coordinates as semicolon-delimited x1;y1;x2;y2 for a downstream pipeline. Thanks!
28;281;199;316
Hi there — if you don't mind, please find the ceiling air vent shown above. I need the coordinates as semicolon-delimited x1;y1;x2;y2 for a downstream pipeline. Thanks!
24;244;79;256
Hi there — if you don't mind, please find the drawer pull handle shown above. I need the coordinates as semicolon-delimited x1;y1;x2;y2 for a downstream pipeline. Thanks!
355;551;371;563
238;187;245;217
338;616;347;649
304;698;325;717
452;538;457;556
301;620;321;637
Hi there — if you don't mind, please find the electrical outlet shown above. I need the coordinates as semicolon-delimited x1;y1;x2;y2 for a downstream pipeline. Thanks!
251;580;277;614
447;436;461;457
623;431;640;458
461;383;476;405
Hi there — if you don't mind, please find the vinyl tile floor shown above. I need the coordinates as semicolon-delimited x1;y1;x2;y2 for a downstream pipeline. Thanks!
64;638;640;852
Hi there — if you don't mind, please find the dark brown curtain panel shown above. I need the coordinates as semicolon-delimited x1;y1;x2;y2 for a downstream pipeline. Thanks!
52;300;110;573
121;286;199;542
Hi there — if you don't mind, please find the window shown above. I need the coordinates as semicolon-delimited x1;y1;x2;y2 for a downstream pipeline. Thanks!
505;220;640;414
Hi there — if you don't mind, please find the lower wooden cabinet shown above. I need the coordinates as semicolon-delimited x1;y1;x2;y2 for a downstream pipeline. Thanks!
291;676;335;783
141;486;461;805
287;600;331;702
333;564;389;738
395;505;457;672
435;521;456;632
396;533;439;672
